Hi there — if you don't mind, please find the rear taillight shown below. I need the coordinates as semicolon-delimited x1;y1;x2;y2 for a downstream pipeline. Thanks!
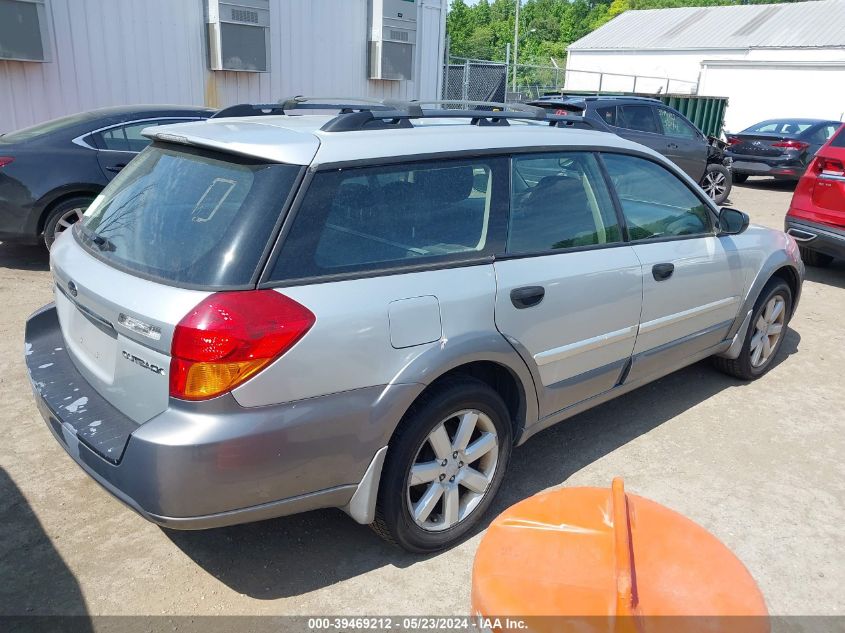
727;137;741;147
0;157;14;168
169;290;315;401
772;140;809;151
816;157;845;177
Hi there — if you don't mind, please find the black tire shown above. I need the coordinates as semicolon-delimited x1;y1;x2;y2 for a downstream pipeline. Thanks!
732;173;749;184
43;196;94;248
799;246;833;268
371;376;513;553
712;278;792;381
701;164;732;205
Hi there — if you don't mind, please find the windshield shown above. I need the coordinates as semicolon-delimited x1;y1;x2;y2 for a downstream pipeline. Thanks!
0;112;96;142
76;143;301;288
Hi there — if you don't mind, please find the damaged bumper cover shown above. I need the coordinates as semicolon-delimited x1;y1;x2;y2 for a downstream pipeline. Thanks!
25;304;407;529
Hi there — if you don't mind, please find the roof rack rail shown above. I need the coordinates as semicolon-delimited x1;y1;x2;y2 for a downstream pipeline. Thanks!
211;96;398;119
320;106;595;132
209;96;595;131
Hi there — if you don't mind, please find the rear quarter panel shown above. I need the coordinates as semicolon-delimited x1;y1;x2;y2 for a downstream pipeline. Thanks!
232;265;504;407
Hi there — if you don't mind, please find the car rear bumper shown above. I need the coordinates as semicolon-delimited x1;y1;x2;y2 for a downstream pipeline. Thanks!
26;304;419;529
785;217;845;260
729;155;805;178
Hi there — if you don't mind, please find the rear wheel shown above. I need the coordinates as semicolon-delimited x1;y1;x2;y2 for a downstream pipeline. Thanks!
799;246;833;268
371;377;512;553
43;196;94;248
701;164;732;205
732;173;749;184
713;278;792;380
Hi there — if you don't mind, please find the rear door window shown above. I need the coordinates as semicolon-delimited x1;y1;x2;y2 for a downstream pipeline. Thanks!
618;105;660;134
508;152;622;253
77;143;301;288
92;120;195;153
806;124;840;145
595;106;617;126
601;153;713;240
830;124;845;148
269;158;507;281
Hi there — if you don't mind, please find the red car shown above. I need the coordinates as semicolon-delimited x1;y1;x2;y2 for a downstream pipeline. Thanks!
786;123;845;266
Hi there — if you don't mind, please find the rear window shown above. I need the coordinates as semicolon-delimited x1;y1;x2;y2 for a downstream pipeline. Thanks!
269;158;507;282
742;120;814;135
0;111;95;143
76;143;301;288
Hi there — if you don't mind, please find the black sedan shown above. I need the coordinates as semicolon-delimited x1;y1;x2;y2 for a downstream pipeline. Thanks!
0;105;214;247
727;118;842;183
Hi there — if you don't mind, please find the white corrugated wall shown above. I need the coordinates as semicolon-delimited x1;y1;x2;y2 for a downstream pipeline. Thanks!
0;0;447;133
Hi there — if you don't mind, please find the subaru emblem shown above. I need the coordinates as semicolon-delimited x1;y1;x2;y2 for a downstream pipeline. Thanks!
67;280;78;297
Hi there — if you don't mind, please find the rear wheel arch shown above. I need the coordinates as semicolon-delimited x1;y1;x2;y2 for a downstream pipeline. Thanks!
412;361;527;446
37;188;101;234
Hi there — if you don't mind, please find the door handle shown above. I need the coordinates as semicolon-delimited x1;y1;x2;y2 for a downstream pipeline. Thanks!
510;286;545;309
652;263;675;281
106;164;126;173
667;142;679;149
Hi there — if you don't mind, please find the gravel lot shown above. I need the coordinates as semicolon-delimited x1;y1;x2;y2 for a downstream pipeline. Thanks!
1;179;843;619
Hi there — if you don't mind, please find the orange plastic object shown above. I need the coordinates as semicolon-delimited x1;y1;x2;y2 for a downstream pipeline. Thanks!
472;478;769;633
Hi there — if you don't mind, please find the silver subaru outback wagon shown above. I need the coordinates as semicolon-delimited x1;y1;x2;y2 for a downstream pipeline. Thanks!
25;99;803;552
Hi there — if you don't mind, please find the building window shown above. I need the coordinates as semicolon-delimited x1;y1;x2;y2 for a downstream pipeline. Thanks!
0;0;49;62
207;1;270;72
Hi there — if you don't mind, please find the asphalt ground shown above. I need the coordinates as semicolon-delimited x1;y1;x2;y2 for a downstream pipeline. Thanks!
1;177;843;622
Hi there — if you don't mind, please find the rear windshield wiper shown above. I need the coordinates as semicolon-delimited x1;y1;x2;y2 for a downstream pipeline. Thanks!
78;225;116;252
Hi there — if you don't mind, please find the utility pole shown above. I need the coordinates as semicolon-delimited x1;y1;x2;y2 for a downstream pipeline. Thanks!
505;42;511;98
512;0;520;92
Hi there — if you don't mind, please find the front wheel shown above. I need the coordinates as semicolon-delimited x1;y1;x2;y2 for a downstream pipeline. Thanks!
371;377;512;553
712;278;792;380
701;164;732;205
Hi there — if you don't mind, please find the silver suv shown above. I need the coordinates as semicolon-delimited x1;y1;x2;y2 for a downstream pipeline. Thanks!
25;99;804;552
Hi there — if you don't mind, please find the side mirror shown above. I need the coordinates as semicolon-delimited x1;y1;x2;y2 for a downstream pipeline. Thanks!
718;207;750;236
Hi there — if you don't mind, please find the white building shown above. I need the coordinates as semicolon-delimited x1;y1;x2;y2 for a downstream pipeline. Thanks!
565;0;845;133
0;0;447;133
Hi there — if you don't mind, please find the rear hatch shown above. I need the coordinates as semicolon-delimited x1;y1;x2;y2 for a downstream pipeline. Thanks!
49;141;303;444
810;149;845;219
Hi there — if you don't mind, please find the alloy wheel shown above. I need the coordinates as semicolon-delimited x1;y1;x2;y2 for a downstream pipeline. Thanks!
54;206;86;239
703;170;727;200
750;295;786;368
406;409;499;532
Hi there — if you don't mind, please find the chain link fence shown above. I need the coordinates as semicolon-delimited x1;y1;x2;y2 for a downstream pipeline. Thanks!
442;57;698;103
442;57;564;103
442;57;508;103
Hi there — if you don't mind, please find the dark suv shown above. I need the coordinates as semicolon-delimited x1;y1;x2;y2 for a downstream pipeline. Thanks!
529;96;732;204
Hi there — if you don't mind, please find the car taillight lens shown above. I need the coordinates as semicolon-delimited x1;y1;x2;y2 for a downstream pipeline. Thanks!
170;290;315;400
816;157;845;177
772;140;809;151
727;137;741;146
0;157;14;168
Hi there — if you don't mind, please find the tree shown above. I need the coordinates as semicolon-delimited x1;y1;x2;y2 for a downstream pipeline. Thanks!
447;0;809;65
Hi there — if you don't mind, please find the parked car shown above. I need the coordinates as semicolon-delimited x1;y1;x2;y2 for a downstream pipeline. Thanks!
25;100;803;553
727;118;842;183
785;123;845;266
0;105;215;247
528;95;734;205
